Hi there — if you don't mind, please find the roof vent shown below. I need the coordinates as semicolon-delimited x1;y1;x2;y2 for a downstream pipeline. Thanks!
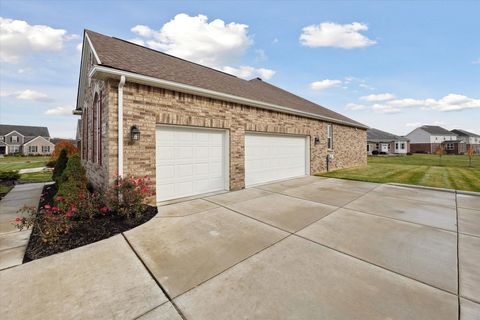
256;77;262;81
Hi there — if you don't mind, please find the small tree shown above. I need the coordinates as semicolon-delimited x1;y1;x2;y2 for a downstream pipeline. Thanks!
466;147;476;167
52;149;68;183
435;145;445;166
50;140;79;160
56;154;88;202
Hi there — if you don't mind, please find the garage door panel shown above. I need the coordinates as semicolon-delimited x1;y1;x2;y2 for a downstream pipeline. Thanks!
156;126;227;202
245;133;308;186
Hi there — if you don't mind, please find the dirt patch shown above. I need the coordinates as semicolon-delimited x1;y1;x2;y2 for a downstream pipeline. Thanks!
23;184;157;262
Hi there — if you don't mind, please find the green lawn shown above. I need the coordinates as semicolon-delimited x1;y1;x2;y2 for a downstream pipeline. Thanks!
18;171;53;183
0;156;50;171
317;154;480;192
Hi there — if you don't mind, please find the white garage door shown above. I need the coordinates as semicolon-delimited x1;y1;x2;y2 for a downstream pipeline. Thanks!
156;126;227;202
245;133;309;186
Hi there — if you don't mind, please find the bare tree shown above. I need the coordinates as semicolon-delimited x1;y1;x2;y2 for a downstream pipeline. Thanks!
435;145;445;166
466;147;476;167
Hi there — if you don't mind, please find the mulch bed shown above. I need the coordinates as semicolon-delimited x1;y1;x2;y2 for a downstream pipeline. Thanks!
23;184;157;262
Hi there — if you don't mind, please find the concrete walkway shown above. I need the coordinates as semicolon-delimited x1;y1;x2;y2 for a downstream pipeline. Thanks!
18;167;48;174
0;183;46;270
0;177;479;319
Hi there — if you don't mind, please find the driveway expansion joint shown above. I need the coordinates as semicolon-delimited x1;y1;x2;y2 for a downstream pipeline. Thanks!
121;233;188;320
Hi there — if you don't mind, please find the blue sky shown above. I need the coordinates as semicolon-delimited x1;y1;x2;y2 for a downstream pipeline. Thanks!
1;0;479;138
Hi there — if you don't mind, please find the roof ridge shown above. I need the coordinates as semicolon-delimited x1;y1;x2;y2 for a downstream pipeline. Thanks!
86;30;240;79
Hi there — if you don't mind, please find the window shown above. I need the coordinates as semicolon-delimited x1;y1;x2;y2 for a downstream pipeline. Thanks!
401;143;405;150
98;91;102;165
42;146;50;153
327;124;333;149
0;136;4;141
395;143;398;149
10;146;19;153
446;143;454;150
11;136;18;143
367;144;370;152
29;146;38;153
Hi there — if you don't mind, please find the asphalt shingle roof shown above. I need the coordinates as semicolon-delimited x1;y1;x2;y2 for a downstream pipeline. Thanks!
419;125;456;135
451;129;480;138
86;30;366;128
0;124;50;137
367;128;408;142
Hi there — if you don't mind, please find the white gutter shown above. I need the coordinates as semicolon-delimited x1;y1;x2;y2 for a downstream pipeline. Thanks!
89;66;368;129
118;75;126;177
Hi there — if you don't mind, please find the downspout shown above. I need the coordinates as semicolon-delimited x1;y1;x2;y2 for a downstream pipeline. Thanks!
118;75;126;177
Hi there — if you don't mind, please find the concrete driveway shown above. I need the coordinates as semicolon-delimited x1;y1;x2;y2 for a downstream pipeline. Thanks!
1;176;479;319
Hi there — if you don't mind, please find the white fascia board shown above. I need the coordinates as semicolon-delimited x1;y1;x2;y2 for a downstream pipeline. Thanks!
23;136;54;146
89;66;368;129
5;130;25;137
85;33;101;64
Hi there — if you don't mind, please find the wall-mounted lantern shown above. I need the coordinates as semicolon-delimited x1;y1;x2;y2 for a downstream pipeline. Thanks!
130;125;140;142
314;136;320;145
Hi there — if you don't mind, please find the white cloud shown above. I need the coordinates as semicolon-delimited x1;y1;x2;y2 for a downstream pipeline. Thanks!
360;93;395;102
130;14;275;80
346;103;367;111
472;58;480;64
128;38;145;46
76;42;83;52
371;104;401;114
310;79;342;91
272;38;279;44
424;94;480;111
254;49;267;62
222;66;275;80
388;98;425;108
45;106;72;116
131;14;252;67
0;17;67;63
1;89;51;102
300;22;376;49
350;93;480;115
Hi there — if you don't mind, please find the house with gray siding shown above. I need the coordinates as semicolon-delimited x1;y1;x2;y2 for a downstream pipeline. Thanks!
367;128;409;155
0;124;54;155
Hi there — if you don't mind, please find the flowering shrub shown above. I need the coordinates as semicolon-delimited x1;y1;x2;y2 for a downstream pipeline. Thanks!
105;175;156;220
14;198;74;244
71;192;105;220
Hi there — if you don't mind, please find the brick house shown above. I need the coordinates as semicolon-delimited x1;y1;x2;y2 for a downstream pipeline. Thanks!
74;30;367;203
367;128;409;155
406;125;459;154
0;124;54;156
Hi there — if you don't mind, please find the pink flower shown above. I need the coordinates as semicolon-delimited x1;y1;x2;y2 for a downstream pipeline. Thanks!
44;204;51;209
52;207;58;212
100;207;108;212
66;211;73;217
52;216;56;222
56;196;62;202
15;217;21;222
70;205;77;212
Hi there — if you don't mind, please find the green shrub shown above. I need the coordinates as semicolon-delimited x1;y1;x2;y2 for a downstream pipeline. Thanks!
56;154;88;202
0;171;20;181
52;149;68;183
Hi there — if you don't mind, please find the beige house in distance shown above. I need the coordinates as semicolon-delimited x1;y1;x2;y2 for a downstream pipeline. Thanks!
74;30;367;203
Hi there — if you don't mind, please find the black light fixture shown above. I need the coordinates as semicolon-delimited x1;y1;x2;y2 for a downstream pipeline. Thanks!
131;125;140;142
314;136;320;145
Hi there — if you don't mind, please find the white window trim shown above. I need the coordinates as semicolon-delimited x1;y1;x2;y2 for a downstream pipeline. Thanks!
327;124;333;150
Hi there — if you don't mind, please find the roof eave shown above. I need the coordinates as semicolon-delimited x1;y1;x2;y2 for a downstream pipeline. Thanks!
89;65;368;129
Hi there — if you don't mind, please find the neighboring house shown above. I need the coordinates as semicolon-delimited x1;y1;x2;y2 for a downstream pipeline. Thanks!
75;30;367;203
0;124;54;156
367;128;409;155
451;129;480;154
406;125;458;154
